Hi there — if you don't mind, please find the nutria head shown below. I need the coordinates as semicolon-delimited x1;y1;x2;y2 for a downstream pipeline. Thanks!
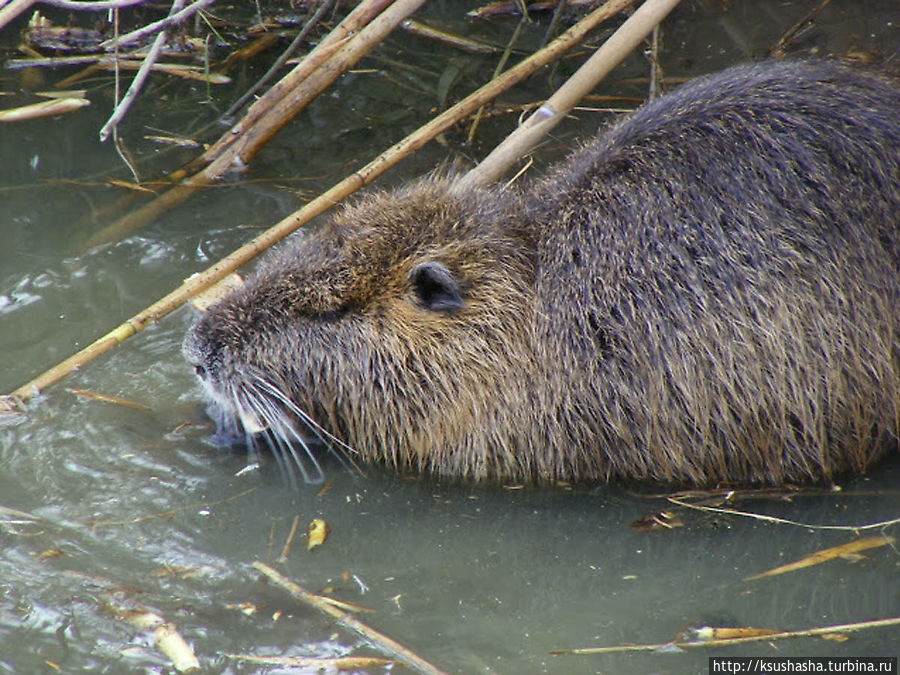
184;178;538;482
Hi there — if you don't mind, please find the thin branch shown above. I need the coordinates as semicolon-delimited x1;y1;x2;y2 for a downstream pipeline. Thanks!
466;11;526;144
99;0;215;50
99;0;187;142
667;496;900;532
0;0;147;32
38;0;147;7
770;0;832;56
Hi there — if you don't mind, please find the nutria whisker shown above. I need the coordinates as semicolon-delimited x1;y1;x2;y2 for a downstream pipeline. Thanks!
250;374;358;457
235;378;327;485
247;376;365;479
249;374;365;479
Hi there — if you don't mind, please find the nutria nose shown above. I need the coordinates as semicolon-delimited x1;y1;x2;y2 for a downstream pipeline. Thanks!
182;329;213;379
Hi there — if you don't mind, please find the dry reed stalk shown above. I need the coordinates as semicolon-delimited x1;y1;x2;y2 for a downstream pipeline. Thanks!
222;0;337;118
4;0;635;403
186;0;395;174
82;0;423;249
200;0;428;177
0;0;39;32
458;0;682;191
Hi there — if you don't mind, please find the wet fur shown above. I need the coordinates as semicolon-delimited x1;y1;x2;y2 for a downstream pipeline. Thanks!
185;60;900;485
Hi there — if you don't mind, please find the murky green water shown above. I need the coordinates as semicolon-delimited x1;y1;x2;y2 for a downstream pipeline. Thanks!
2;2;898;673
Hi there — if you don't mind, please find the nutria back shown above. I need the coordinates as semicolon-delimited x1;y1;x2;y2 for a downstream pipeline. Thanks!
184;60;900;485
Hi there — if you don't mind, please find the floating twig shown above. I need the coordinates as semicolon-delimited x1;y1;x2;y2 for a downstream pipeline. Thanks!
6;55;117;69
99;0;188;143
99;0;215;50
1;504;41;521
278;514;302;561
252;562;448;675
770;0;832;56
226;654;392;669
401;18;502;54
67;387;152;410
551;617;900;655
87;487;258;528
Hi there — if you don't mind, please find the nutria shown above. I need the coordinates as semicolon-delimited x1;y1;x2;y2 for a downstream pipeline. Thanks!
184;60;900;485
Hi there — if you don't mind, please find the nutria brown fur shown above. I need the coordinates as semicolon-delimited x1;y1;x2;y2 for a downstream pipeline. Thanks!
184;60;900;485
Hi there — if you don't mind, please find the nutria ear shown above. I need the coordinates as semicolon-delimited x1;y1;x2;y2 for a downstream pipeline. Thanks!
410;261;464;312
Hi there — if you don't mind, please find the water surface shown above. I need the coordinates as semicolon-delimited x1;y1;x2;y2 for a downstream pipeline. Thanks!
1;2;898;673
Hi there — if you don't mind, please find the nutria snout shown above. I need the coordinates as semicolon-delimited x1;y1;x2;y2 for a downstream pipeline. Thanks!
185;60;900;485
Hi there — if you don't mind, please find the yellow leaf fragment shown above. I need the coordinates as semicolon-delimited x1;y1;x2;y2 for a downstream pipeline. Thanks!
36;548;65;561
307;518;329;551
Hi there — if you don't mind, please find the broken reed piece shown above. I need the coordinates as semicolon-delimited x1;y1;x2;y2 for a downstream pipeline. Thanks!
115;605;201;673
550;617;900;655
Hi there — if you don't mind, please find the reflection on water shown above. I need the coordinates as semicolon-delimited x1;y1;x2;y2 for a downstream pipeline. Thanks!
1;1;898;672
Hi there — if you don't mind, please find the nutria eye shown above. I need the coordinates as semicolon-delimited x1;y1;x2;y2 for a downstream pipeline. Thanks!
410;261;464;312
